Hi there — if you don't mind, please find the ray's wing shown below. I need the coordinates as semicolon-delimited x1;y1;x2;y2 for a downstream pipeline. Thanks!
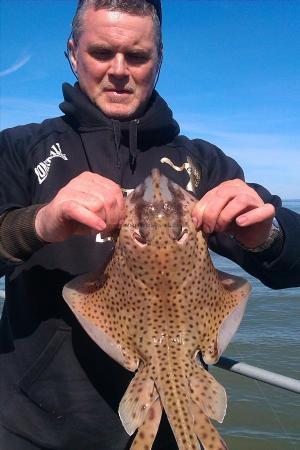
63;262;139;371
171;183;251;366
197;266;251;366
215;270;251;357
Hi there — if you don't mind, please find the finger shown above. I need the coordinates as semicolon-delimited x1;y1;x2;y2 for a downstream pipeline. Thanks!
100;186;125;225
62;188;124;231
103;187;126;226
61;200;107;231
193;186;252;233
89;185;125;230
70;174;125;226
235;203;275;227
192;182;244;229
73;171;116;187
101;195;121;231
197;193;236;233
57;189;106;212
191;191;214;228
192;181;262;233
214;194;264;233
79;171;123;201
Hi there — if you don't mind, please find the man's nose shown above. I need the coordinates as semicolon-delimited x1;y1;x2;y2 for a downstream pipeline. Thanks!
108;54;129;79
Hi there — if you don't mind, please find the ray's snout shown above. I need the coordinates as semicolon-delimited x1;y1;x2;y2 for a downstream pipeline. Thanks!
142;169;176;204
129;169;190;244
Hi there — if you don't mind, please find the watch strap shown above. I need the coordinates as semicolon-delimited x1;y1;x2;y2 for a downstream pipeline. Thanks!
235;218;284;262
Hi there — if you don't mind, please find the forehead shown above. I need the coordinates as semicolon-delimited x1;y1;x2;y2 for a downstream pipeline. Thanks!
79;8;156;49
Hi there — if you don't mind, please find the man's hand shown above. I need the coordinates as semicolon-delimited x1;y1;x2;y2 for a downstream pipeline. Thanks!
192;179;275;249
35;172;125;242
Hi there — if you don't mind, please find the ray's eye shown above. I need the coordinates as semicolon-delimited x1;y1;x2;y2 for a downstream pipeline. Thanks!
177;227;188;244
133;231;148;246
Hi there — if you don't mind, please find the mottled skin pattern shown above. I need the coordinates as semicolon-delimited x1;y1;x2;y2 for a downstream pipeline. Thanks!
63;170;251;450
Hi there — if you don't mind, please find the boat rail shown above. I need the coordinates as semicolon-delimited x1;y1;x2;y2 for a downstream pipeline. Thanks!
214;356;300;394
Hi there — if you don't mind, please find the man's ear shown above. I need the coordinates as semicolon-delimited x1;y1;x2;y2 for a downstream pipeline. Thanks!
67;39;78;74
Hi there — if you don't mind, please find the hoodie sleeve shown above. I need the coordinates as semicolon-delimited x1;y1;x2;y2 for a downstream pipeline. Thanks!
0;128;46;274
0;206;46;265
0;128;31;214
192;139;300;289
209;207;300;290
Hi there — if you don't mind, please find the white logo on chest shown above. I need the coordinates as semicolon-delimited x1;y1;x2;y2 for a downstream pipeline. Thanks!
160;156;201;193
34;143;68;184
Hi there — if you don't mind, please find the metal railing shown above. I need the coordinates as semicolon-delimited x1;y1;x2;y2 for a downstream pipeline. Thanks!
214;356;300;394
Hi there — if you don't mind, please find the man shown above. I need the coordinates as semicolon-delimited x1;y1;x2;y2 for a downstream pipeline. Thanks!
0;1;299;449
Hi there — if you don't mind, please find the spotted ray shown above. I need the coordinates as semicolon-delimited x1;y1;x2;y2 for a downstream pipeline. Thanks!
63;170;251;450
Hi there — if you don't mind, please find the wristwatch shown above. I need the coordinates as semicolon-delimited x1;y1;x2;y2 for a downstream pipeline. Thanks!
235;218;284;260
247;218;283;253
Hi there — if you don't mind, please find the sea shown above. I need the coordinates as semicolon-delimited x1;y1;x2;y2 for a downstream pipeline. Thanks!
0;200;299;450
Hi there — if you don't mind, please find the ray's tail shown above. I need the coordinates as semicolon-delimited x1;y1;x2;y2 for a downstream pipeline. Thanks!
119;361;228;450
155;360;229;450
156;376;199;450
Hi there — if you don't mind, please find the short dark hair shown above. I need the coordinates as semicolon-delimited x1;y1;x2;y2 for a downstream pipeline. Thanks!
71;0;162;56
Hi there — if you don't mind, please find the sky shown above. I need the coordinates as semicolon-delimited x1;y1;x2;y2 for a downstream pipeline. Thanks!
0;0;299;198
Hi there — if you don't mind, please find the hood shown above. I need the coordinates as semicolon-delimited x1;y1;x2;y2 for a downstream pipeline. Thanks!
59;83;180;149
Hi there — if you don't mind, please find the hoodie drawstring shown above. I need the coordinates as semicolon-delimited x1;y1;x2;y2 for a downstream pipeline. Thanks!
112;119;121;169
129;119;139;170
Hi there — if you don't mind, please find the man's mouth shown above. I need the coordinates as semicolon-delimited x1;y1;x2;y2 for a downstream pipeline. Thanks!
104;88;134;103
104;88;133;94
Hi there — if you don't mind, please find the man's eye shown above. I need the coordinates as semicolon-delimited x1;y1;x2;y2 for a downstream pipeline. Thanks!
126;53;148;64
91;50;113;61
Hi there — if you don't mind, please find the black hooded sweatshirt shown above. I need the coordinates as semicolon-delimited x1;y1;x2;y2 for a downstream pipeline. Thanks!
0;84;299;450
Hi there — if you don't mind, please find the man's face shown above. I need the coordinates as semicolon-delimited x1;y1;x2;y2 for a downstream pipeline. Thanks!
69;8;160;120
